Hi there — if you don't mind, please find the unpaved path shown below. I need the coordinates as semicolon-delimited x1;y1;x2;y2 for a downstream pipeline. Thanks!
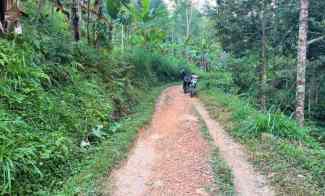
102;86;274;196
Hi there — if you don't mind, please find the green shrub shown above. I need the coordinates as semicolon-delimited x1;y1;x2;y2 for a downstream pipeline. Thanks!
238;112;308;140
200;88;309;141
0;36;182;194
0;1;187;194
122;47;181;86
150;53;181;81
0;109;73;194
0;76;113;194
124;47;156;86
0;41;113;194
199;89;325;195
203;71;237;94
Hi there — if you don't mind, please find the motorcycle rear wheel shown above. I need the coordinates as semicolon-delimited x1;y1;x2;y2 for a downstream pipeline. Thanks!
190;88;195;97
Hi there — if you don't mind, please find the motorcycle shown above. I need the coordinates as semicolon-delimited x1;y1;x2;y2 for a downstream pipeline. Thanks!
189;75;198;97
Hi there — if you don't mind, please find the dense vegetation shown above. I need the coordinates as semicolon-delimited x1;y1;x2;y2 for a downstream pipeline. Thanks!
0;0;184;194
178;0;325;193
189;0;325;193
198;78;325;194
0;0;324;195
207;0;325;139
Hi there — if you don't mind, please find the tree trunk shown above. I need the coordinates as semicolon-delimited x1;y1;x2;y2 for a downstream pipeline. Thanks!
38;0;45;16
309;62;316;117
0;0;4;33
260;7;267;111
185;2;192;41
121;24;124;51
87;0;90;44
108;22;113;49
94;0;103;48
72;0;80;41
295;0;309;127
92;22;96;45
315;83;319;105
0;0;5;23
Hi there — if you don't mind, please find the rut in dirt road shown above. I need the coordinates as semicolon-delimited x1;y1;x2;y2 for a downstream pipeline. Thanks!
193;101;274;196
103;86;274;196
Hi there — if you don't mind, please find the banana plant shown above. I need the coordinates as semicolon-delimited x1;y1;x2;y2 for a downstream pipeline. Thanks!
129;0;164;22
127;0;167;48
106;0;129;20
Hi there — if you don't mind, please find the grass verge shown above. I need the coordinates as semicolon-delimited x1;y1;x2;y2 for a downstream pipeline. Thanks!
55;85;169;196
198;89;325;196
196;109;235;196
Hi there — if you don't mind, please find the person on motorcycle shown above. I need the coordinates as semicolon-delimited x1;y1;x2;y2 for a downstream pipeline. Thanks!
181;70;191;93
180;69;186;80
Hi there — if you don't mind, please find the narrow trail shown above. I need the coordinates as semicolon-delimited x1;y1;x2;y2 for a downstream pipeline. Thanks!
102;86;274;196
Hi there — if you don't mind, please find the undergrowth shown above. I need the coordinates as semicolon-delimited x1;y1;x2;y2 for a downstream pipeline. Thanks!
57;85;168;195
198;87;325;195
0;34;182;194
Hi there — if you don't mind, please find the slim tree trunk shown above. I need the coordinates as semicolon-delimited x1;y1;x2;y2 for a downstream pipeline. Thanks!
296;0;309;127
108;22;113;49
0;0;4;33
38;0;45;15
92;22;96;45
0;1;6;33
308;88;311;117
186;8;189;39
260;7;267;111
121;24;124;51
309;62;316;117
0;0;5;23
185;2;192;41
87;0;90;44
72;0;80;41
94;0;103;48
315;83;319;105
125;25;129;49
0;22;4;33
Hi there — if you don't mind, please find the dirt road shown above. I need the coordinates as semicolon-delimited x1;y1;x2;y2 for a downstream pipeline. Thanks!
102;86;274;196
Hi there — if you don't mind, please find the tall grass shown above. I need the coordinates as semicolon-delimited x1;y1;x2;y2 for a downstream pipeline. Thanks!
199;87;325;195
57;85;168;195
